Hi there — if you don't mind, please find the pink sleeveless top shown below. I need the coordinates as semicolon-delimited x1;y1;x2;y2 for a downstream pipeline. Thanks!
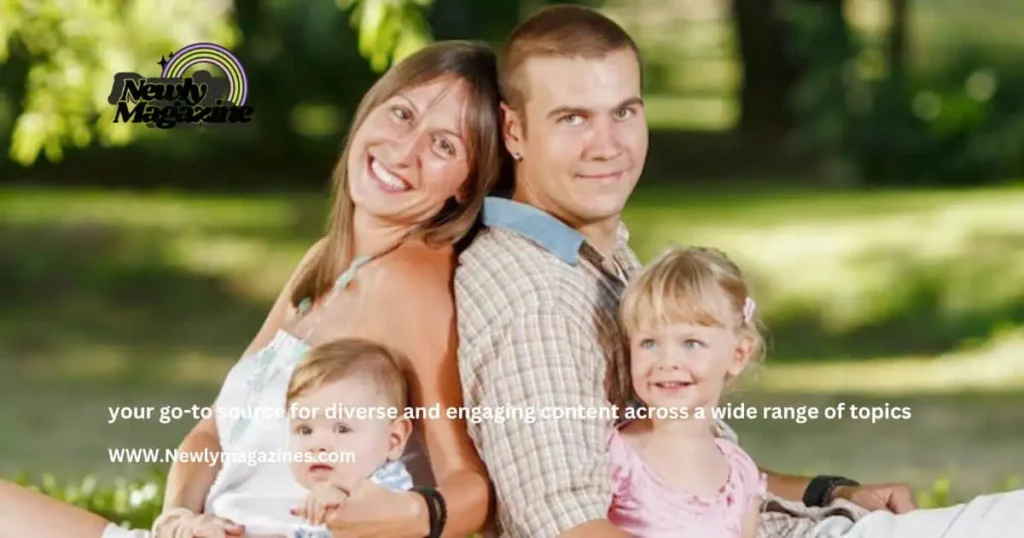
608;427;766;537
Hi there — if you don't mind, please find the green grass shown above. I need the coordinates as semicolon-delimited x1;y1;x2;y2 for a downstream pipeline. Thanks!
0;182;1022;515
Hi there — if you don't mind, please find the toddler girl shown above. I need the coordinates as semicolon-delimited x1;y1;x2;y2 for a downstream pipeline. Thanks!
608;245;767;538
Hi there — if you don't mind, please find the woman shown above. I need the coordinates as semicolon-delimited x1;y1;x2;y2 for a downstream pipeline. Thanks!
0;40;504;538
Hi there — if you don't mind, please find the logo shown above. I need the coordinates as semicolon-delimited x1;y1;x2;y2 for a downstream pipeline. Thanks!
107;42;253;129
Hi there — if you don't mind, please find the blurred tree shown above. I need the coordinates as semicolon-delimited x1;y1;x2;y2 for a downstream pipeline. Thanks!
341;0;434;73
887;0;909;81
0;0;238;166
733;0;801;139
732;0;849;142
0;0;434;167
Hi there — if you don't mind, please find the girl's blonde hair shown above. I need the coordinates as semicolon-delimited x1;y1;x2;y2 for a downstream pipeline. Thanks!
611;245;766;408
286;338;408;411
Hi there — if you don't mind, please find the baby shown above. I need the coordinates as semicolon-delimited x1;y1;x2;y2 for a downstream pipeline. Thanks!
608;246;767;538
284;338;414;534
151;338;414;538
235;337;414;538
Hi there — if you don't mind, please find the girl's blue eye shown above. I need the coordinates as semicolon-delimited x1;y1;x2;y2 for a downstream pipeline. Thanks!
639;338;657;350
684;339;704;350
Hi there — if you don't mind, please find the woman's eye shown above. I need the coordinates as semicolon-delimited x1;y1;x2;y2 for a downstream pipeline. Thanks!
391;106;412;121
435;137;456;157
296;425;311;435
334;423;351;434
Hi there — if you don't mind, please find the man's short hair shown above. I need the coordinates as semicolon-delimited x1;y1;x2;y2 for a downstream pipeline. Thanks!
498;5;641;113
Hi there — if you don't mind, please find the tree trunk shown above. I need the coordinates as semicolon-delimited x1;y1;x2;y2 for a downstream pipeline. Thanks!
732;0;801;140
888;0;909;80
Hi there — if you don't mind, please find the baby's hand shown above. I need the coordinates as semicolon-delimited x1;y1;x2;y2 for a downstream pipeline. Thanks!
291;483;349;526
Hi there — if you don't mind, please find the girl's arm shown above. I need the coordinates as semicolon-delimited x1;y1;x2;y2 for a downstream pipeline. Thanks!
741;497;762;538
759;467;812;503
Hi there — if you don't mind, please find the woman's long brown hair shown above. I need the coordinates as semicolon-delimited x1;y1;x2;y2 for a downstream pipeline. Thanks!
290;41;504;309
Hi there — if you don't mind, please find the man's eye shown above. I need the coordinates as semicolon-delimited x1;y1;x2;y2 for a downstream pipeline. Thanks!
614;107;634;119
561;114;583;125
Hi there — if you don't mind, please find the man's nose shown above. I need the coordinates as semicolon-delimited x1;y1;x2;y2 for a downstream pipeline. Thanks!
585;118;622;160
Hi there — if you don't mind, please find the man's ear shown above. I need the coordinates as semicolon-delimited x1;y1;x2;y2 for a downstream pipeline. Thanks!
501;101;524;159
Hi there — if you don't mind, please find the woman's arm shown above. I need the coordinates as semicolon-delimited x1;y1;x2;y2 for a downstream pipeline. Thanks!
370;250;492;537
161;239;326;513
160;417;223;513
404;291;492;536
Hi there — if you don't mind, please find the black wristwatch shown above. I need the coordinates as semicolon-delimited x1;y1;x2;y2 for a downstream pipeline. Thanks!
803;475;860;507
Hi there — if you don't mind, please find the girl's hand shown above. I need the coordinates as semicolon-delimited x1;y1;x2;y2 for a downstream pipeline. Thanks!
154;511;245;538
291;483;349;526
741;496;762;538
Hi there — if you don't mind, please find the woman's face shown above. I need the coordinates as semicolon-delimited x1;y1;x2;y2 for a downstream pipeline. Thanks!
346;77;473;228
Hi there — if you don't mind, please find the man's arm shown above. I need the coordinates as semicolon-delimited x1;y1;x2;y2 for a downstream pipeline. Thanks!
760;468;813;503
467;303;628;538
760;469;917;513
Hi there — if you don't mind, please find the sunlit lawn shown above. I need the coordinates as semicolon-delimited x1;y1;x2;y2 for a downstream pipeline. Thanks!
0;182;1022;503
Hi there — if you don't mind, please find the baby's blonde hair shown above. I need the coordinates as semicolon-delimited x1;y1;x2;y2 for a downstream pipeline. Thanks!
286;338;408;410
612;245;766;407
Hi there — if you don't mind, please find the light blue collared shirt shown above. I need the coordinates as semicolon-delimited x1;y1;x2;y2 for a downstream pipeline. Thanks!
480;196;587;266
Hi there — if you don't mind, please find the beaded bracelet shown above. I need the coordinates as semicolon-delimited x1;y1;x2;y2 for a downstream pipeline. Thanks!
413;487;448;538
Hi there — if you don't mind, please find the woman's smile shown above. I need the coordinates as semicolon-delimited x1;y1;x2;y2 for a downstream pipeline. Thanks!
367;156;412;193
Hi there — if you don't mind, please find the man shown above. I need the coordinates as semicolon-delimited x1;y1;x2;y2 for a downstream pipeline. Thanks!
454;5;1021;538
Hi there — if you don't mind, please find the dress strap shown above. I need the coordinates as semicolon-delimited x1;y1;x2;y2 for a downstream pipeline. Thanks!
295;242;398;342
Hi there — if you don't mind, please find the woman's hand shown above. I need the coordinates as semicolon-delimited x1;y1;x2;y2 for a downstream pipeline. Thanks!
322;479;428;538
153;511;245;538
291;483;350;527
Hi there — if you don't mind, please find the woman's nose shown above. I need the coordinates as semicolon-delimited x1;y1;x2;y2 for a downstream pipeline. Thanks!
382;130;423;169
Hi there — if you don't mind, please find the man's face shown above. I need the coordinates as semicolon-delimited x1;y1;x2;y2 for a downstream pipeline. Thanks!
505;48;648;228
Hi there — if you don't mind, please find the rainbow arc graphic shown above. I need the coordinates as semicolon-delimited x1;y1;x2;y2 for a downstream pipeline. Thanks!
161;42;248;106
